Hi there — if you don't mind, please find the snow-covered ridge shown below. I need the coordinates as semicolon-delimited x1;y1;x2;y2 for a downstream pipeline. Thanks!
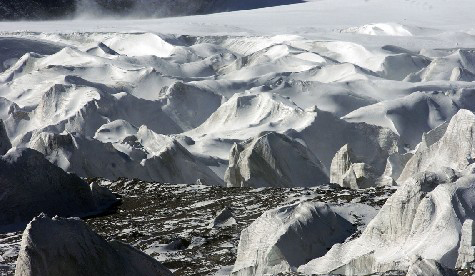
1;27;475;186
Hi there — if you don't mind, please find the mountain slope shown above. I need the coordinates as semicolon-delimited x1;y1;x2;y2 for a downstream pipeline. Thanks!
0;0;304;20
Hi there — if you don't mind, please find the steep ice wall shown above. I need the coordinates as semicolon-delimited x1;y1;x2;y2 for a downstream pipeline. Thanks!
231;202;355;276
456;219;475;269
300;167;475;275
399;109;475;183
0;120;12;155
0;115;117;231
225;132;328;188
405;257;457;276
159;81;223;131
407;49;475;82
0;145;117;230
330;144;394;189
290;107;400;176
343;89;475;149
297;109;475;275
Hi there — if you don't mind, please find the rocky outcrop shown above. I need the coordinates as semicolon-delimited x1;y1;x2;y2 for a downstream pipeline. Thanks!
14;215;173;276
0;147;117;231
225;132;328;188
0;120;12;155
209;207;236;228
456;219;475;269
330;144;394;189
231;202;355;276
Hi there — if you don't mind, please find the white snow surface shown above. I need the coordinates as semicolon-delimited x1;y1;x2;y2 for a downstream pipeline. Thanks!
0;0;474;185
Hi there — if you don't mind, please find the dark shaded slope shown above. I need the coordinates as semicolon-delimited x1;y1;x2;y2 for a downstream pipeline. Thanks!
0;0;305;20
0;0;75;20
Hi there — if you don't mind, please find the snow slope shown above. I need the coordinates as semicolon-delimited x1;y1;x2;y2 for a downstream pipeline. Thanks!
0;7;473;185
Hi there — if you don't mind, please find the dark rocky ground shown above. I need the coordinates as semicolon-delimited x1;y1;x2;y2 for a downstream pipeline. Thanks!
3;178;473;275
1;179;396;276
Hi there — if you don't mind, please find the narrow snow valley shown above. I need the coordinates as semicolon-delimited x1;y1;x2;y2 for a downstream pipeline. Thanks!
1;0;475;275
